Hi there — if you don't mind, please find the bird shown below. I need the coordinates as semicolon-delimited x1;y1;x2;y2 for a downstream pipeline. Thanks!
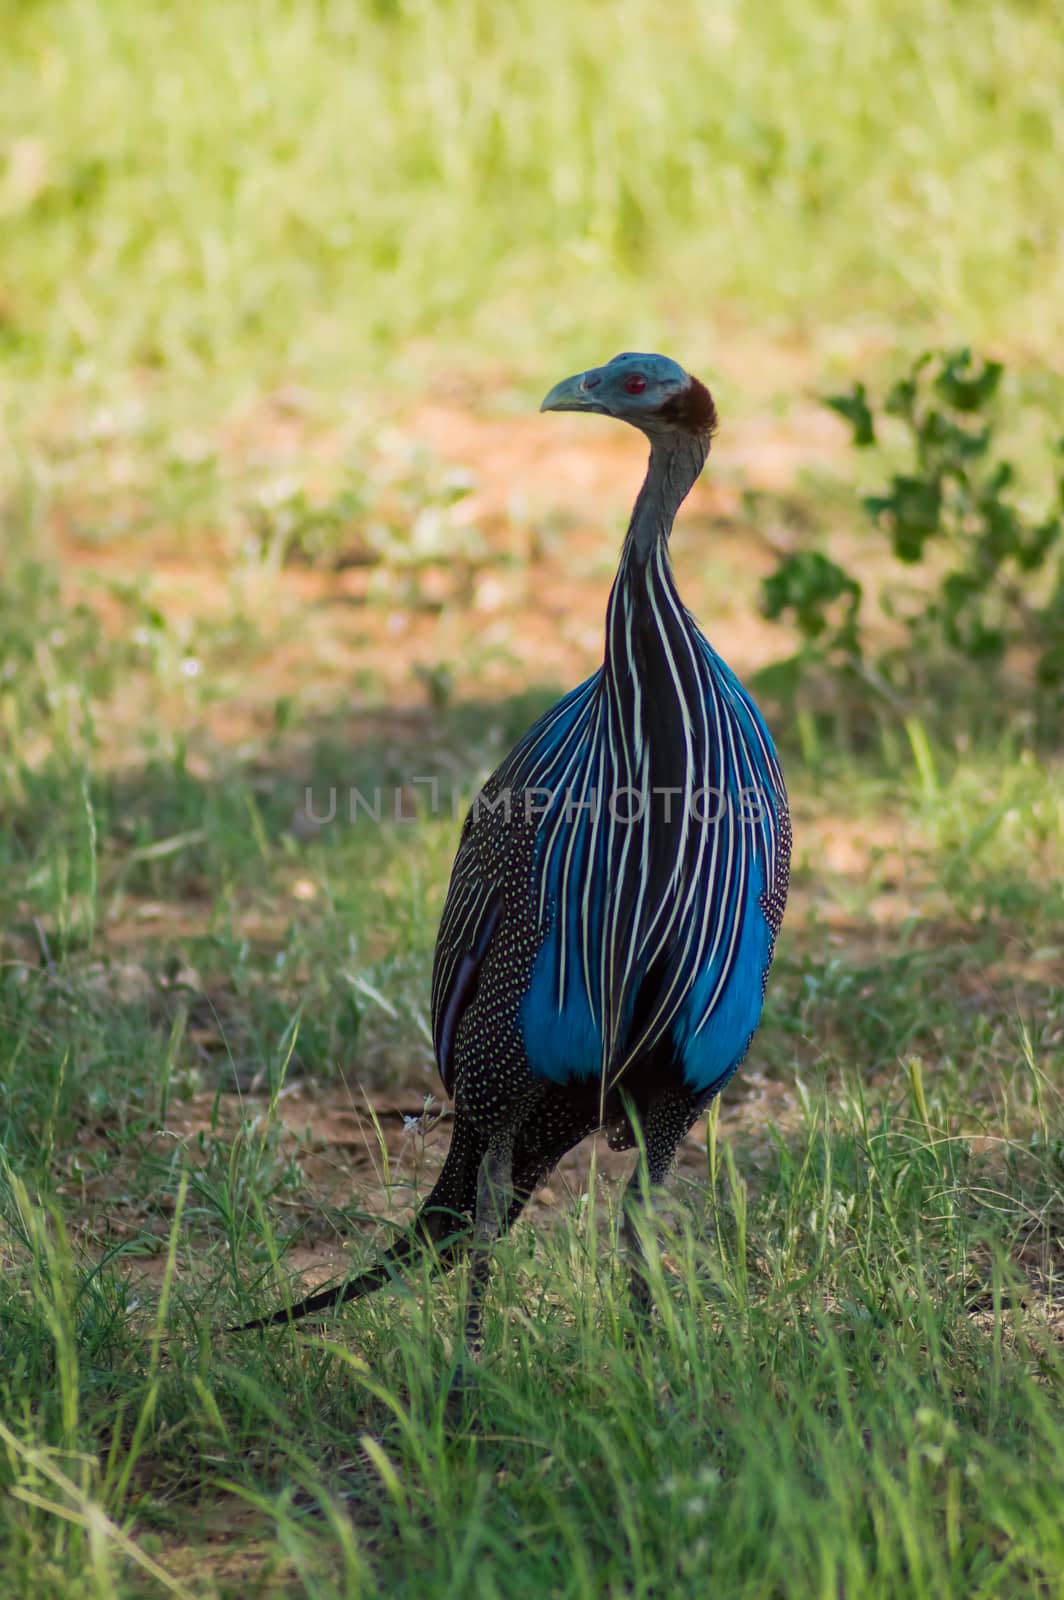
233;353;790;1351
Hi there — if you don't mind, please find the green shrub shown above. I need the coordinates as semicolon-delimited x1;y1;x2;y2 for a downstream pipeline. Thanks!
763;350;1064;698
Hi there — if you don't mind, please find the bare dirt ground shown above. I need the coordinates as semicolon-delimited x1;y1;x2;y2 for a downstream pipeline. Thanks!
54;394;846;753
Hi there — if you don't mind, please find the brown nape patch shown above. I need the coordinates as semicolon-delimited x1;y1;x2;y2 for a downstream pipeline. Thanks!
659;375;718;439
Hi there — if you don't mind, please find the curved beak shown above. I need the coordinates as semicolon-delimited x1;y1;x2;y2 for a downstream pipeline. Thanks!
539;368;606;414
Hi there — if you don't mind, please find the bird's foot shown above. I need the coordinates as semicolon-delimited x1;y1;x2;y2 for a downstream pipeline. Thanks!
443;1356;484;1425
622;1272;657;1354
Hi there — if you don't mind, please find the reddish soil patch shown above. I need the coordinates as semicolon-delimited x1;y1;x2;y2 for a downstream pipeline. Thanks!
51;395;848;767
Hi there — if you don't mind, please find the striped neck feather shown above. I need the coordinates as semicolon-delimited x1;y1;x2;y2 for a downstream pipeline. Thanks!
603;431;710;773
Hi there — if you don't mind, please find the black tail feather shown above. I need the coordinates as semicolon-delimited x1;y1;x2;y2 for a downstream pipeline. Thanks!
227;1109;489;1334
225;1098;603;1334
226;1208;471;1332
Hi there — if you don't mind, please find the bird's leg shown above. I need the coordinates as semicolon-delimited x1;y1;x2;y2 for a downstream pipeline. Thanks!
622;1147;673;1324
462;1129;515;1364
622;1090;703;1323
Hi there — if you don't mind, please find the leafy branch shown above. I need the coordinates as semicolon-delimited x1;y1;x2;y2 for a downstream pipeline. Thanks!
762;349;1064;697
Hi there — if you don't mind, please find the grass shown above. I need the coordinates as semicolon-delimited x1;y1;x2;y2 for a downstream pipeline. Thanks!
3;0;1064;1592
4;0;1064;445
1;525;1062;1594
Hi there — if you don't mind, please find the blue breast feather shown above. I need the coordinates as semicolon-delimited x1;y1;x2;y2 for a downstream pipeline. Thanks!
517;635;782;1092
520;857;771;1092
669;854;772;1093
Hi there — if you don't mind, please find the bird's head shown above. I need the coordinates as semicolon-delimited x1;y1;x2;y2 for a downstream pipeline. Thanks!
540;352;717;441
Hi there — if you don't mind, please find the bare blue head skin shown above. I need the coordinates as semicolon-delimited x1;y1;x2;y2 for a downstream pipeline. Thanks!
540;351;716;440
541;352;717;559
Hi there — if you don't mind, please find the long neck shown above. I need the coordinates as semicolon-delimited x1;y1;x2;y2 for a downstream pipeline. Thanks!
624;431;709;567
598;429;713;1024
602;430;710;774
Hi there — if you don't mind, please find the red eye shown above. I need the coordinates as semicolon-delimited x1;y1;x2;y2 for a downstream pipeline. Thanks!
624;374;647;394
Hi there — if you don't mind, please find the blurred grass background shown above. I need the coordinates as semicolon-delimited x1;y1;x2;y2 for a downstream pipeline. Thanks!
3;0;1063;423
2;3;1064;1596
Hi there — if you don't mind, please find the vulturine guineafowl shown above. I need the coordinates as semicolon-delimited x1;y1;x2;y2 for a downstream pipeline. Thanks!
234;353;790;1352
